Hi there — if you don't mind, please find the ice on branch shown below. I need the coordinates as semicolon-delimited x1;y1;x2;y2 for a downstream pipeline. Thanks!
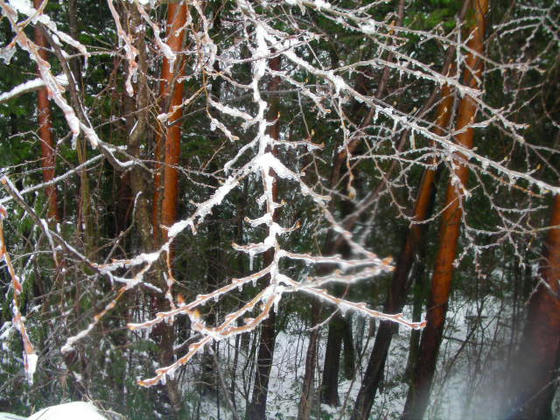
0;199;37;384
0;74;67;103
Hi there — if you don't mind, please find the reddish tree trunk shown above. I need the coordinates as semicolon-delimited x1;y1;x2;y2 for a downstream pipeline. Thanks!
507;195;560;419
149;4;188;415
159;3;188;242
402;1;488;418
33;0;59;221
152;126;163;240
153;2;188;243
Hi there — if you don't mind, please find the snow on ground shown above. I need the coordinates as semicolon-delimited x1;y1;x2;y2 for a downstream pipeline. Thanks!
36;296;548;420
0;413;26;420
261;297;518;419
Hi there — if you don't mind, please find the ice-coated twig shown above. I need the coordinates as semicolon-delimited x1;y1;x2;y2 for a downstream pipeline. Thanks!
61;285;128;354
4;0;89;63
278;249;394;273
0;204;37;384
128;265;273;331
279;275;426;330
138;287;278;386
135;1;176;66
106;0;138;96
128;0;422;387
0;176;92;266
0;154;104;206
0;73;67;103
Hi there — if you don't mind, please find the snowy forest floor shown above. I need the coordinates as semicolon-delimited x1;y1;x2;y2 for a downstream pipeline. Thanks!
178;297;559;420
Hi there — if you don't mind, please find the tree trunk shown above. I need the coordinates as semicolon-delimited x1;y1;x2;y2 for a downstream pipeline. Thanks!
321;312;344;406
246;55;282;420
67;0;93;253
318;247;353;406
343;315;355;380
125;11;153;251
159;2;188;245
247;297;277;419
146;3;189;415
405;265;428;380
33;0;59;222
506;195;560;419
298;299;321;420
402;1;488;418
152;1;188;244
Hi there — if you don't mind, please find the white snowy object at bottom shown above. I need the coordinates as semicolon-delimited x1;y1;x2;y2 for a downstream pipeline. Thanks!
0;413;26;420
27;402;107;420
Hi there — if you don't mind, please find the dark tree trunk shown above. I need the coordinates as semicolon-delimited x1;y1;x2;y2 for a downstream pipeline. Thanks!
319;259;352;406
298;299;321;420
247;305;277;419
343;315;356;380
321;312;345;406
405;267;428;379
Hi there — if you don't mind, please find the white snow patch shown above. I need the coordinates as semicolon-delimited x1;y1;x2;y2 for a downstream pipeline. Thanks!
28;402;107;420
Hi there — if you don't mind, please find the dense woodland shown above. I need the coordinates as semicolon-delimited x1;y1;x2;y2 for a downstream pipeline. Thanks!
0;0;558;418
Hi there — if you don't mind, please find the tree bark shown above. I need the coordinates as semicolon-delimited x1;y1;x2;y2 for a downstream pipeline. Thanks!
342;315;355;380
125;7;155;253
506;195;560;419
321;311;344;406
143;3;189;415
158;2;188;244
318;244;352;406
298;299;321;420
67;0;93;253
404;263;428;379
33;0;58;221
152;2;188;244
402;1;488;418
247;293;277;419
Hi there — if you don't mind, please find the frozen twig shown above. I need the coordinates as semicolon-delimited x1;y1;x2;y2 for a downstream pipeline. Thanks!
0;203;37;384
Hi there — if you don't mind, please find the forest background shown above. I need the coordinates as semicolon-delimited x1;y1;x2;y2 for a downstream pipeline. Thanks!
0;0;558;419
